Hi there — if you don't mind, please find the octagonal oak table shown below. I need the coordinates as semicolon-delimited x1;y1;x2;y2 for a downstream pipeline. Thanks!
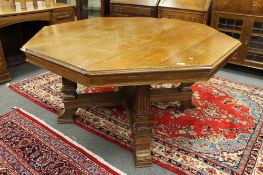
22;17;241;168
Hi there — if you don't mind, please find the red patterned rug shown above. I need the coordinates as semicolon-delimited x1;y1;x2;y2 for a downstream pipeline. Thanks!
9;72;263;175
0;108;125;175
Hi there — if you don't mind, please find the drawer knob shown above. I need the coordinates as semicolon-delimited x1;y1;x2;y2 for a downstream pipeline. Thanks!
167;14;171;18
192;16;196;21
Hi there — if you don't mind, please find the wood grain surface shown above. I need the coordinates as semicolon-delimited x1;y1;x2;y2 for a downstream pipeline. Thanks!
24;17;241;87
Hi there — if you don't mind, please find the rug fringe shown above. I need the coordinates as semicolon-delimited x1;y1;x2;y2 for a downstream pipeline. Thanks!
12;107;127;175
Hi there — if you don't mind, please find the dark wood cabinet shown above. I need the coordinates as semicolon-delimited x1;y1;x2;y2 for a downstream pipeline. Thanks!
158;0;212;24
110;0;160;17
211;0;263;69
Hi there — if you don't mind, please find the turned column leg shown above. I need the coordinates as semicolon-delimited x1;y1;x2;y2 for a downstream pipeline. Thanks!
178;83;196;111
131;86;152;167
57;77;77;124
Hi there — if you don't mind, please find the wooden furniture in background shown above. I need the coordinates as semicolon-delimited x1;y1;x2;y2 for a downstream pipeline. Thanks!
158;0;212;24
110;0;160;17
211;0;263;69
75;0;82;19
23;17;241;167
56;0;87;19
0;2;74;84
77;0;89;19
101;0;110;17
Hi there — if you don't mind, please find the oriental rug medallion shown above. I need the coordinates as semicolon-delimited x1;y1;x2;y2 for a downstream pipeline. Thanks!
9;72;263;175
0;108;125;175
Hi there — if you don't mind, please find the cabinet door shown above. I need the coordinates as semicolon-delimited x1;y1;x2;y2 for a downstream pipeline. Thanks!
211;13;247;62
244;16;263;68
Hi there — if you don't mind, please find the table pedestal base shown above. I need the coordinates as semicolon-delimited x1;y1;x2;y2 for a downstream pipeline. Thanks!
58;77;196;167
121;86;152;167
58;78;77;124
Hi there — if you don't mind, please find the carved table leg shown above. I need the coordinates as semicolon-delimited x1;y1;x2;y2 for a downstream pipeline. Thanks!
178;83;196;111
131;86;152;167
57;77;77;124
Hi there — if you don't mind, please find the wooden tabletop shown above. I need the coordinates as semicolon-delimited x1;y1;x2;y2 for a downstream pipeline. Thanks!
23;17;241;87
0;2;74;17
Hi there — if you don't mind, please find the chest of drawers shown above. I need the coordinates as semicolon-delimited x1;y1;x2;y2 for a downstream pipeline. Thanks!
158;0;212;24
110;0;160;17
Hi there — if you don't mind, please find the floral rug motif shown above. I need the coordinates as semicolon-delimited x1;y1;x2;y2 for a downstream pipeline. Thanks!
0;108;125;175
9;71;263;175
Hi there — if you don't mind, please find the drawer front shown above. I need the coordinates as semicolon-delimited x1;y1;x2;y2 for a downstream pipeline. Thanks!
111;4;153;17
52;8;74;24
159;9;206;24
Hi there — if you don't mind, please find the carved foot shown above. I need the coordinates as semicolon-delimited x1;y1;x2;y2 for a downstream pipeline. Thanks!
57;108;77;124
